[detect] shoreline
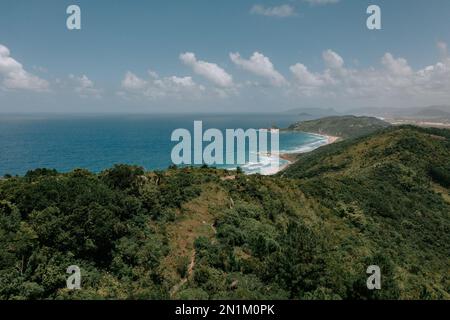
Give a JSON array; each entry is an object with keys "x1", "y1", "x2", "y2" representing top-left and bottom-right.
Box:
[
  {"x1": 273, "y1": 132, "x2": 340, "y2": 175},
  {"x1": 1, "y1": 132, "x2": 340, "y2": 178},
  {"x1": 386, "y1": 118, "x2": 450, "y2": 128}
]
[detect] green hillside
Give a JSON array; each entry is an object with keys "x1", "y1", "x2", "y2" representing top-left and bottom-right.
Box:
[
  {"x1": 0, "y1": 126, "x2": 449, "y2": 300},
  {"x1": 288, "y1": 115, "x2": 391, "y2": 138},
  {"x1": 282, "y1": 125, "x2": 450, "y2": 298}
]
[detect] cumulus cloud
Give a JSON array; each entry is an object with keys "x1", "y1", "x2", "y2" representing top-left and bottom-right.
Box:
[
  {"x1": 250, "y1": 4, "x2": 296, "y2": 17},
  {"x1": 0, "y1": 44, "x2": 49, "y2": 92},
  {"x1": 179, "y1": 52, "x2": 233, "y2": 87},
  {"x1": 381, "y1": 53, "x2": 413, "y2": 76},
  {"x1": 288, "y1": 43, "x2": 450, "y2": 105},
  {"x1": 230, "y1": 52, "x2": 287, "y2": 86},
  {"x1": 121, "y1": 71, "x2": 147, "y2": 90},
  {"x1": 69, "y1": 74, "x2": 102, "y2": 98},
  {"x1": 120, "y1": 70, "x2": 206, "y2": 100},
  {"x1": 323, "y1": 49, "x2": 344, "y2": 69},
  {"x1": 290, "y1": 63, "x2": 325, "y2": 87}
]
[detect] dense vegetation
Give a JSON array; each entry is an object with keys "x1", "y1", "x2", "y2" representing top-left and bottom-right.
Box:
[
  {"x1": 288, "y1": 115, "x2": 390, "y2": 138},
  {"x1": 0, "y1": 125, "x2": 449, "y2": 300}
]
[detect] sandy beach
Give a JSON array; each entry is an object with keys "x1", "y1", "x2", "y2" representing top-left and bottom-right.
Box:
[{"x1": 274, "y1": 133, "x2": 340, "y2": 175}]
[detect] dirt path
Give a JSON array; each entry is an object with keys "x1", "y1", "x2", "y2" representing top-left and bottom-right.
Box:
[
  {"x1": 161, "y1": 184, "x2": 228, "y2": 298},
  {"x1": 170, "y1": 250, "x2": 196, "y2": 297}
]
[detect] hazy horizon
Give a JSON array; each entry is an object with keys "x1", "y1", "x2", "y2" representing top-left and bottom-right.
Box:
[{"x1": 1, "y1": 104, "x2": 449, "y2": 117}]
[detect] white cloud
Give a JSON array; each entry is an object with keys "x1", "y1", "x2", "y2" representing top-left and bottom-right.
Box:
[
  {"x1": 122, "y1": 71, "x2": 147, "y2": 90},
  {"x1": 250, "y1": 4, "x2": 296, "y2": 17},
  {"x1": 323, "y1": 49, "x2": 344, "y2": 69},
  {"x1": 415, "y1": 54, "x2": 450, "y2": 96},
  {"x1": 0, "y1": 44, "x2": 49, "y2": 92},
  {"x1": 179, "y1": 52, "x2": 233, "y2": 87},
  {"x1": 148, "y1": 69, "x2": 159, "y2": 79},
  {"x1": 290, "y1": 63, "x2": 325, "y2": 87},
  {"x1": 69, "y1": 74, "x2": 102, "y2": 98},
  {"x1": 381, "y1": 53, "x2": 413, "y2": 76},
  {"x1": 304, "y1": 0, "x2": 339, "y2": 5},
  {"x1": 288, "y1": 43, "x2": 450, "y2": 105},
  {"x1": 120, "y1": 71, "x2": 206, "y2": 100},
  {"x1": 230, "y1": 52, "x2": 287, "y2": 86}
]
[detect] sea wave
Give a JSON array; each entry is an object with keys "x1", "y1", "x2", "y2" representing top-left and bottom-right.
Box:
[
  {"x1": 279, "y1": 135, "x2": 328, "y2": 154},
  {"x1": 223, "y1": 132, "x2": 329, "y2": 175},
  {"x1": 241, "y1": 153, "x2": 289, "y2": 175},
  {"x1": 236, "y1": 134, "x2": 328, "y2": 175}
]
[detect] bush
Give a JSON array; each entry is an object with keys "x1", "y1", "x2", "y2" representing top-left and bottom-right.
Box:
[{"x1": 430, "y1": 165, "x2": 450, "y2": 188}]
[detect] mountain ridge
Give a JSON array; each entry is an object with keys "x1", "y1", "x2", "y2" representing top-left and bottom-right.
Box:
[{"x1": 287, "y1": 115, "x2": 390, "y2": 139}]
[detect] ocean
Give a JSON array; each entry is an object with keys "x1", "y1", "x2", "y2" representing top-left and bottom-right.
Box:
[{"x1": 0, "y1": 114, "x2": 327, "y2": 176}]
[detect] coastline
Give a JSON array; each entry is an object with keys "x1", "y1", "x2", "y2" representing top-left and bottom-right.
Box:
[
  {"x1": 386, "y1": 118, "x2": 450, "y2": 128},
  {"x1": 273, "y1": 132, "x2": 340, "y2": 175}
]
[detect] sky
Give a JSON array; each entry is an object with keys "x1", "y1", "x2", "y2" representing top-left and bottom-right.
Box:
[{"x1": 0, "y1": 0, "x2": 450, "y2": 113}]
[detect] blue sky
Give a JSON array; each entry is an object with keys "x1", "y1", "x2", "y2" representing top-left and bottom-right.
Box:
[{"x1": 1, "y1": 0, "x2": 450, "y2": 113}]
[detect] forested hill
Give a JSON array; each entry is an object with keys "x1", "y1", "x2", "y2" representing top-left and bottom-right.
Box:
[
  {"x1": 281, "y1": 125, "x2": 450, "y2": 297},
  {"x1": 288, "y1": 115, "x2": 390, "y2": 138},
  {"x1": 0, "y1": 126, "x2": 449, "y2": 300}
]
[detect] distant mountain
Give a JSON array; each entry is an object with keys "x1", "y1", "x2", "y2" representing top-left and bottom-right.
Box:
[
  {"x1": 287, "y1": 115, "x2": 390, "y2": 139},
  {"x1": 348, "y1": 105, "x2": 450, "y2": 120},
  {"x1": 283, "y1": 107, "x2": 340, "y2": 118},
  {"x1": 414, "y1": 107, "x2": 450, "y2": 119},
  {"x1": 425, "y1": 105, "x2": 450, "y2": 113},
  {"x1": 346, "y1": 107, "x2": 397, "y2": 118}
]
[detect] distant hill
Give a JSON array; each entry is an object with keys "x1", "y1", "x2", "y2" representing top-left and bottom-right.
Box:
[
  {"x1": 414, "y1": 107, "x2": 450, "y2": 119},
  {"x1": 283, "y1": 107, "x2": 340, "y2": 118},
  {"x1": 287, "y1": 115, "x2": 390, "y2": 139},
  {"x1": 348, "y1": 105, "x2": 450, "y2": 120}
]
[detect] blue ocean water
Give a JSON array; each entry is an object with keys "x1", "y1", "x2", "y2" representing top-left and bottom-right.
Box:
[{"x1": 0, "y1": 114, "x2": 327, "y2": 176}]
